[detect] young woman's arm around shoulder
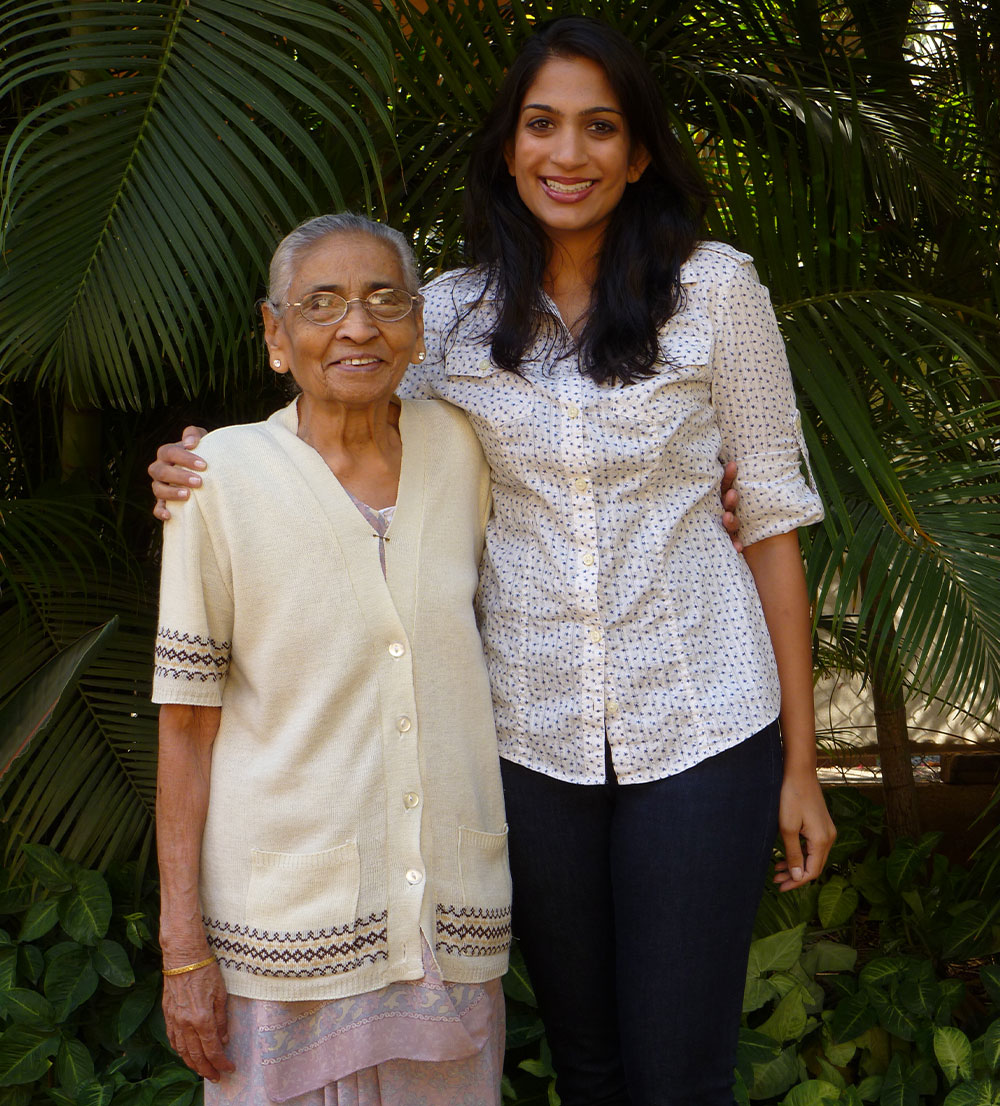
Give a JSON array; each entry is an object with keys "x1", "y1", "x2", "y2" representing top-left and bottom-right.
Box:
[{"x1": 742, "y1": 532, "x2": 836, "y2": 891}]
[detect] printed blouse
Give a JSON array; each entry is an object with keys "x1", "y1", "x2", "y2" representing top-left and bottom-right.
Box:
[{"x1": 398, "y1": 241, "x2": 824, "y2": 785}]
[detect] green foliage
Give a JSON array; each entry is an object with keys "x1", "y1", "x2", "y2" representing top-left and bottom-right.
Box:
[
  {"x1": 0, "y1": 843, "x2": 195, "y2": 1106},
  {"x1": 731, "y1": 789, "x2": 1000, "y2": 1105}
]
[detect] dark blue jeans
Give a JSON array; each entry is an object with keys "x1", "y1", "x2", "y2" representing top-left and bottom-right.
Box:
[{"x1": 500, "y1": 722, "x2": 782, "y2": 1106}]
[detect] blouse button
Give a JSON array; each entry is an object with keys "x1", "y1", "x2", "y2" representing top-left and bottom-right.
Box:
[
  {"x1": 574, "y1": 477, "x2": 588, "y2": 493},
  {"x1": 405, "y1": 868, "x2": 423, "y2": 885},
  {"x1": 388, "y1": 642, "x2": 405, "y2": 658},
  {"x1": 588, "y1": 628, "x2": 602, "y2": 644},
  {"x1": 404, "y1": 792, "x2": 420, "y2": 809},
  {"x1": 568, "y1": 405, "x2": 580, "y2": 418},
  {"x1": 397, "y1": 716, "x2": 412, "y2": 732},
  {"x1": 582, "y1": 553, "x2": 595, "y2": 566}
]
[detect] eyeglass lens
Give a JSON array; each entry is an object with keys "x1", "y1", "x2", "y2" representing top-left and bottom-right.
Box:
[{"x1": 297, "y1": 289, "x2": 413, "y2": 324}]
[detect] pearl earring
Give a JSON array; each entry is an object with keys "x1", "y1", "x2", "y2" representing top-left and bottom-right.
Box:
[
  {"x1": 273, "y1": 359, "x2": 281, "y2": 368},
  {"x1": 417, "y1": 351, "x2": 426, "y2": 362}
]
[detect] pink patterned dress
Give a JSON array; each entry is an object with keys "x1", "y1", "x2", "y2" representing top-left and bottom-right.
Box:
[{"x1": 205, "y1": 498, "x2": 505, "y2": 1106}]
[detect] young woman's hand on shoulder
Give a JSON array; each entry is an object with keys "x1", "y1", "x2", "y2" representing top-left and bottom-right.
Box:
[{"x1": 149, "y1": 427, "x2": 208, "y2": 520}]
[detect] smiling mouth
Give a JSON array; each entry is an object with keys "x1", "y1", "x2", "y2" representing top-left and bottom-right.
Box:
[
  {"x1": 543, "y1": 178, "x2": 595, "y2": 194},
  {"x1": 333, "y1": 356, "x2": 381, "y2": 369}
]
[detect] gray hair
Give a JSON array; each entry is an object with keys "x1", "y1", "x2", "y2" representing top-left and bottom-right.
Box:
[{"x1": 265, "y1": 214, "x2": 420, "y2": 312}]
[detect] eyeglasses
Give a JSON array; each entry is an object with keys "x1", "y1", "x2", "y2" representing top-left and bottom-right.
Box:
[{"x1": 284, "y1": 289, "x2": 422, "y2": 326}]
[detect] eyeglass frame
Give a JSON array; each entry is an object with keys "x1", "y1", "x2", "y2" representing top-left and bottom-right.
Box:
[{"x1": 281, "y1": 289, "x2": 424, "y2": 326}]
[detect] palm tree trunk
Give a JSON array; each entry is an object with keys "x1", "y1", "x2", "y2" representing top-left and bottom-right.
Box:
[
  {"x1": 861, "y1": 562, "x2": 922, "y2": 842},
  {"x1": 870, "y1": 645, "x2": 921, "y2": 842}
]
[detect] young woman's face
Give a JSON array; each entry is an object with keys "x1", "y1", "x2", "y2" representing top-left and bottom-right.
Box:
[{"x1": 504, "y1": 54, "x2": 649, "y2": 248}]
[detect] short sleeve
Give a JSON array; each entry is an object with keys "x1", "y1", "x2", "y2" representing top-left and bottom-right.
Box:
[
  {"x1": 710, "y1": 260, "x2": 824, "y2": 546},
  {"x1": 152, "y1": 492, "x2": 234, "y2": 706}
]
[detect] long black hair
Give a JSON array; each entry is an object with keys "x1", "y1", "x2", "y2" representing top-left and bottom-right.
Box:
[{"x1": 463, "y1": 17, "x2": 710, "y2": 385}]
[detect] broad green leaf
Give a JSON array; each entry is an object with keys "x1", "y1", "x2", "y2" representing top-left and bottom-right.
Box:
[
  {"x1": 737, "y1": 1028, "x2": 783, "y2": 1066},
  {"x1": 504, "y1": 1011, "x2": 545, "y2": 1050},
  {"x1": 759, "y1": 986, "x2": 811, "y2": 1044},
  {"x1": 898, "y1": 961, "x2": 939, "y2": 1017},
  {"x1": 860, "y1": 958, "x2": 909, "y2": 989},
  {"x1": 20, "y1": 845, "x2": 74, "y2": 892},
  {"x1": 17, "y1": 945, "x2": 43, "y2": 985},
  {"x1": 17, "y1": 899, "x2": 58, "y2": 942},
  {"x1": 818, "y1": 877, "x2": 859, "y2": 928},
  {"x1": 0, "y1": 620, "x2": 118, "y2": 781},
  {"x1": 981, "y1": 968, "x2": 1000, "y2": 1010},
  {"x1": 58, "y1": 870, "x2": 112, "y2": 945},
  {"x1": 747, "y1": 925, "x2": 806, "y2": 978},
  {"x1": 42, "y1": 948, "x2": 99, "y2": 1021},
  {"x1": 0, "y1": 948, "x2": 18, "y2": 991},
  {"x1": 871, "y1": 988, "x2": 921, "y2": 1042},
  {"x1": 0, "y1": 988, "x2": 56, "y2": 1027},
  {"x1": 942, "y1": 1080, "x2": 1000, "y2": 1105},
  {"x1": 858, "y1": 1075, "x2": 884, "y2": 1101},
  {"x1": 93, "y1": 940, "x2": 134, "y2": 988},
  {"x1": 75, "y1": 1078, "x2": 114, "y2": 1106},
  {"x1": 879, "y1": 1053, "x2": 919, "y2": 1106},
  {"x1": 751, "y1": 1044, "x2": 800, "y2": 1100},
  {"x1": 944, "y1": 904, "x2": 990, "y2": 959},
  {"x1": 502, "y1": 942, "x2": 536, "y2": 1006},
  {"x1": 744, "y1": 974, "x2": 780, "y2": 1013},
  {"x1": 0, "y1": 1024, "x2": 59, "y2": 1087},
  {"x1": 831, "y1": 992, "x2": 879, "y2": 1044},
  {"x1": 980, "y1": 1019, "x2": 1000, "y2": 1073},
  {"x1": 801, "y1": 941, "x2": 858, "y2": 977},
  {"x1": 885, "y1": 842, "x2": 926, "y2": 892},
  {"x1": 936, "y1": 1027, "x2": 975, "y2": 1085},
  {"x1": 781, "y1": 1079, "x2": 841, "y2": 1105},
  {"x1": 55, "y1": 1036, "x2": 94, "y2": 1094},
  {"x1": 116, "y1": 974, "x2": 160, "y2": 1044}
]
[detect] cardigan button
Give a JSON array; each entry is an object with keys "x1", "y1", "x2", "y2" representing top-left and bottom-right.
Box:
[
  {"x1": 397, "y1": 716, "x2": 412, "y2": 733},
  {"x1": 388, "y1": 642, "x2": 405, "y2": 658},
  {"x1": 404, "y1": 792, "x2": 420, "y2": 809},
  {"x1": 405, "y1": 868, "x2": 423, "y2": 885}
]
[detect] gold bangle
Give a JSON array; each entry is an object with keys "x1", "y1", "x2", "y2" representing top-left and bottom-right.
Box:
[{"x1": 162, "y1": 955, "x2": 216, "y2": 977}]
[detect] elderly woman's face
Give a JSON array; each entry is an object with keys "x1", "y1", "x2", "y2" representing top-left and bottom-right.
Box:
[{"x1": 264, "y1": 232, "x2": 424, "y2": 409}]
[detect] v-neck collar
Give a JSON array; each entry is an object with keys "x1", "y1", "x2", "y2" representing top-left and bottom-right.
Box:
[{"x1": 264, "y1": 397, "x2": 426, "y2": 628}]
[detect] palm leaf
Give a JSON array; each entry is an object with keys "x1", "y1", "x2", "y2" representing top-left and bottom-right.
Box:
[
  {"x1": 0, "y1": 0, "x2": 396, "y2": 407},
  {"x1": 0, "y1": 618, "x2": 119, "y2": 781}
]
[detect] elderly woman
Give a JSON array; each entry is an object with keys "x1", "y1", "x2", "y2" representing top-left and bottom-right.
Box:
[{"x1": 153, "y1": 213, "x2": 511, "y2": 1106}]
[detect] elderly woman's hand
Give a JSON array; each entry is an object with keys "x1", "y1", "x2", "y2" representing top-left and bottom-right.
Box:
[
  {"x1": 149, "y1": 427, "x2": 208, "y2": 521},
  {"x1": 162, "y1": 960, "x2": 234, "y2": 1082}
]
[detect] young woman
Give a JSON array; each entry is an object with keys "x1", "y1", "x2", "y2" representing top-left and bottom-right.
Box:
[{"x1": 151, "y1": 18, "x2": 835, "y2": 1106}]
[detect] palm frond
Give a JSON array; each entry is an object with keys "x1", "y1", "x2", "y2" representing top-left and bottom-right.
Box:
[{"x1": 0, "y1": 0, "x2": 396, "y2": 407}]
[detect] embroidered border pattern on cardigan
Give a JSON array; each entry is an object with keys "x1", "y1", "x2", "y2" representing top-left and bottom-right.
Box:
[
  {"x1": 435, "y1": 904, "x2": 512, "y2": 958},
  {"x1": 204, "y1": 911, "x2": 389, "y2": 978},
  {"x1": 154, "y1": 626, "x2": 231, "y2": 683}
]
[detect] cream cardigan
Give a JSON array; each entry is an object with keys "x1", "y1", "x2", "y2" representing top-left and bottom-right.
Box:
[{"x1": 152, "y1": 398, "x2": 511, "y2": 1001}]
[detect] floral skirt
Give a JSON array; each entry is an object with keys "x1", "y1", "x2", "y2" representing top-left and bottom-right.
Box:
[{"x1": 205, "y1": 941, "x2": 505, "y2": 1106}]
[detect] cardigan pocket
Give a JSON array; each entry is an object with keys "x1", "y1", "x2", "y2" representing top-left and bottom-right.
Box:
[
  {"x1": 246, "y1": 841, "x2": 360, "y2": 933},
  {"x1": 434, "y1": 825, "x2": 512, "y2": 960}
]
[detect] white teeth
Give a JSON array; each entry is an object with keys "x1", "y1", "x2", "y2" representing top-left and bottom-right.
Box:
[
  {"x1": 342, "y1": 358, "x2": 377, "y2": 365},
  {"x1": 545, "y1": 179, "x2": 594, "y2": 194}
]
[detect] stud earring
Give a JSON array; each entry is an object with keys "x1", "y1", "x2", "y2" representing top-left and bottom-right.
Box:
[
  {"x1": 273, "y1": 359, "x2": 281, "y2": 368},
  {"x1": 417, "y1": 351, "x2": 426, "y2": 362}
]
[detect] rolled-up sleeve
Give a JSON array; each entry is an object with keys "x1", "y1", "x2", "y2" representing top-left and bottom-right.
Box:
[
  {"x1": 152, "y1": 490, "x2": 233, "y2": 706},
  {"x1": 710, "y1": 260, "x2": 824, "y2": 546}
]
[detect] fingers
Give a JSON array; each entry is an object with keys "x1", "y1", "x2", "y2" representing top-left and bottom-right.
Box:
[
  {"x1": 719, "y1": 462, "x2": 743, "y2": 551},
  {"x1": 720, "y1": 460, "x2": 738, "y2": 496},
  {"x1": 148, "y1": 438, "x2": 208, "y2": 519},
  {"x1": 163, "y1": 970, "x2": 234, "y2": 1082}
]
